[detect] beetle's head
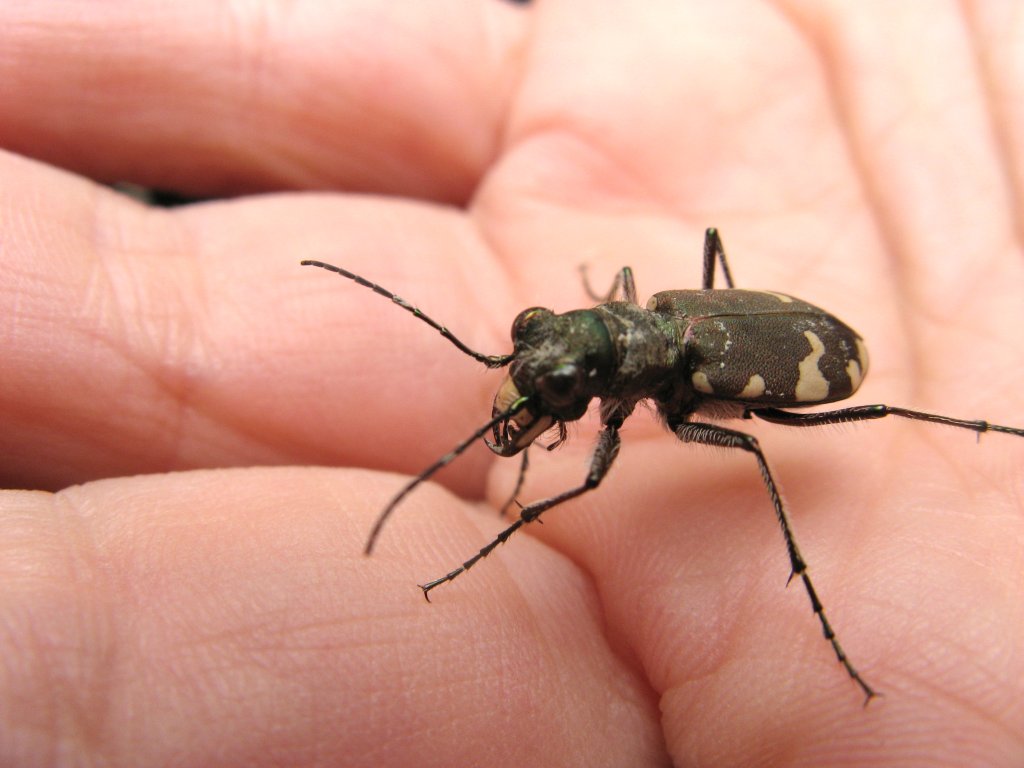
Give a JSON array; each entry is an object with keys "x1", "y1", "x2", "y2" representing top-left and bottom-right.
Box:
[{"x1": 488, "y1": 308, "x2": 614, "y2": 456}]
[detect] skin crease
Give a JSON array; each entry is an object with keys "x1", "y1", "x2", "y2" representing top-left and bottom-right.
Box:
[{"x1": 1, "y1": 0, "x2": 1023, "y2": 765}]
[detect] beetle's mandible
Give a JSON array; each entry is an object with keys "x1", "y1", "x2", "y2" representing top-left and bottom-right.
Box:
[{"x1": 301, "y1": 228, "x2": 1024, "y2": 704}]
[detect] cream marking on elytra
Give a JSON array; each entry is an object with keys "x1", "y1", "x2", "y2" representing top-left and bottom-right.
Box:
[
  {"x1": 764, "y1": 291, "x2": 795, "y2": 303},
  {"x1": 855, "y1": 338, "x2": 869, "y2": 378},
  {"x1": 738, "y1": 374, "x2": 767, "y2": 398},
  {"x1": 846, "y1": 359, "x2": 863, "y2": 391},
  {"x1": 795, "y1": 331, "x2": 829, "y2": 402},
  {"x1": 692, "y1": 371, "x2": 714, "y2": 394}
]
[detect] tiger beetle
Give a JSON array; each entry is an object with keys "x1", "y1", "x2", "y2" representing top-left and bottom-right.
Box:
[{"x1": 301, "y1": 228, "x2": 1024, "y2": 704}]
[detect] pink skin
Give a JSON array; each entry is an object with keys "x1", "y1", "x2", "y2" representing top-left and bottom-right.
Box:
[{"x1": 2, "y1": 2, "x2": 1024, "y2": 766}]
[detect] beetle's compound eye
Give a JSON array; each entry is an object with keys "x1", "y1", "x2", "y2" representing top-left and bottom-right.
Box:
[
  {"x1": 511, "y1": 307, "x2": 549, "y2": 341},
  {"x1": 537, "y1": 363, "x2": 583, "y2": 407}
]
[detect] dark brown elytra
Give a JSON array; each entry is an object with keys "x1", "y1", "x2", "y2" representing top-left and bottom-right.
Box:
[{"x1": 301, "y1": 228, "x2": 1024, "y2": 705}]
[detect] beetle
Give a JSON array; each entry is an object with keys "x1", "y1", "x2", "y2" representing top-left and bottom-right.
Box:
[{"x1": 301, "y1": 228, "x2": 1023, "y2": 703}]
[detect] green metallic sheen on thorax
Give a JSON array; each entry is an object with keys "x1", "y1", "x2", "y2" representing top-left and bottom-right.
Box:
[{"x1": 590, "y1": 302, "x2": 683, "y2": 398}]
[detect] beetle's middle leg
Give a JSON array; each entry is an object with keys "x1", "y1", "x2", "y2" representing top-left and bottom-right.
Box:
[
  {"x1": 671, "y1": 419, "x2": 878, "y2": 703},
  {"x1": 420, "y1": 423, "x2": 622, "y2": 599},
  {"x1": 701, "y1": 227, "x2": 736, "y2": 289}
]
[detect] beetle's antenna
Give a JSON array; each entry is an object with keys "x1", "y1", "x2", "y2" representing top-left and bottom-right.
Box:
[
  {"x1": 364, "y1": 398, "x2": 530, "y2": 555},
  {"x1": 301, "y1": 260, "x2": 514, "y2": 368}
]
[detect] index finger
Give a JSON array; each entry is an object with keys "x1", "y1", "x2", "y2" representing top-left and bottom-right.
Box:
[
  {"x1": 0, "y1": 152, "x2": 519, "y2": 491},
  {"x1": 0, "y1": 1, "x2": 527, "y2": 201}
]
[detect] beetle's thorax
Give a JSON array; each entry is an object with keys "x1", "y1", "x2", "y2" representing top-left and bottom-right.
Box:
[
  {"x1": 590, "y1": 302, "x2": 682, "y2": 400},
  {"x1": 504, "y1": 304, "x2": 682, "y2": 419}
]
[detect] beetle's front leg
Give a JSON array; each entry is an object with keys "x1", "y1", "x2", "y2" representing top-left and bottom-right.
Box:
[
  {"x1": 419, "y1": 423, "x2": 622, "y2": 599},
  {"x1": 580, "y1": 265, "x2": 638, "y2": 305},
  {"x1": 496, "y1": 449, "x2": 530, "y2": 518}
]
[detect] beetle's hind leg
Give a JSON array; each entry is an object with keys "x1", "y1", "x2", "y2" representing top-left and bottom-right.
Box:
[
  {"x1": 580, "y1": 265, "x2": 638, "y2": 304},
  {"x1": 745, "y1": 405, "x2": 1024, "y2": 438},
  {"x1": 671, "y1": 419, "x2": 878, "y2": 704}
]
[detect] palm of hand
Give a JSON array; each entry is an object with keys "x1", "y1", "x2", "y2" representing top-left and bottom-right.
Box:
[{"x1": 2, "y1": 3, "x2": 1023, "y2": 766}]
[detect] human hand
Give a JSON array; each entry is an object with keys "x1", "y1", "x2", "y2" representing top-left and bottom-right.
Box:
[{"x1": 2, "y1": 2, "x2": 1023, "y2": 766}]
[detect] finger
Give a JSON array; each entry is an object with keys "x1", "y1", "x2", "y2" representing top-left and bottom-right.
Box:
[
  {"x1": 0, "y1": 1, "x2": 527, "y2": 201},
  {"x1": 0, "y1": 468, "x2": 664, "y2": 766},
  {"x1": 0, "y1": 152, "x2": 521, "y2": 490}
]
